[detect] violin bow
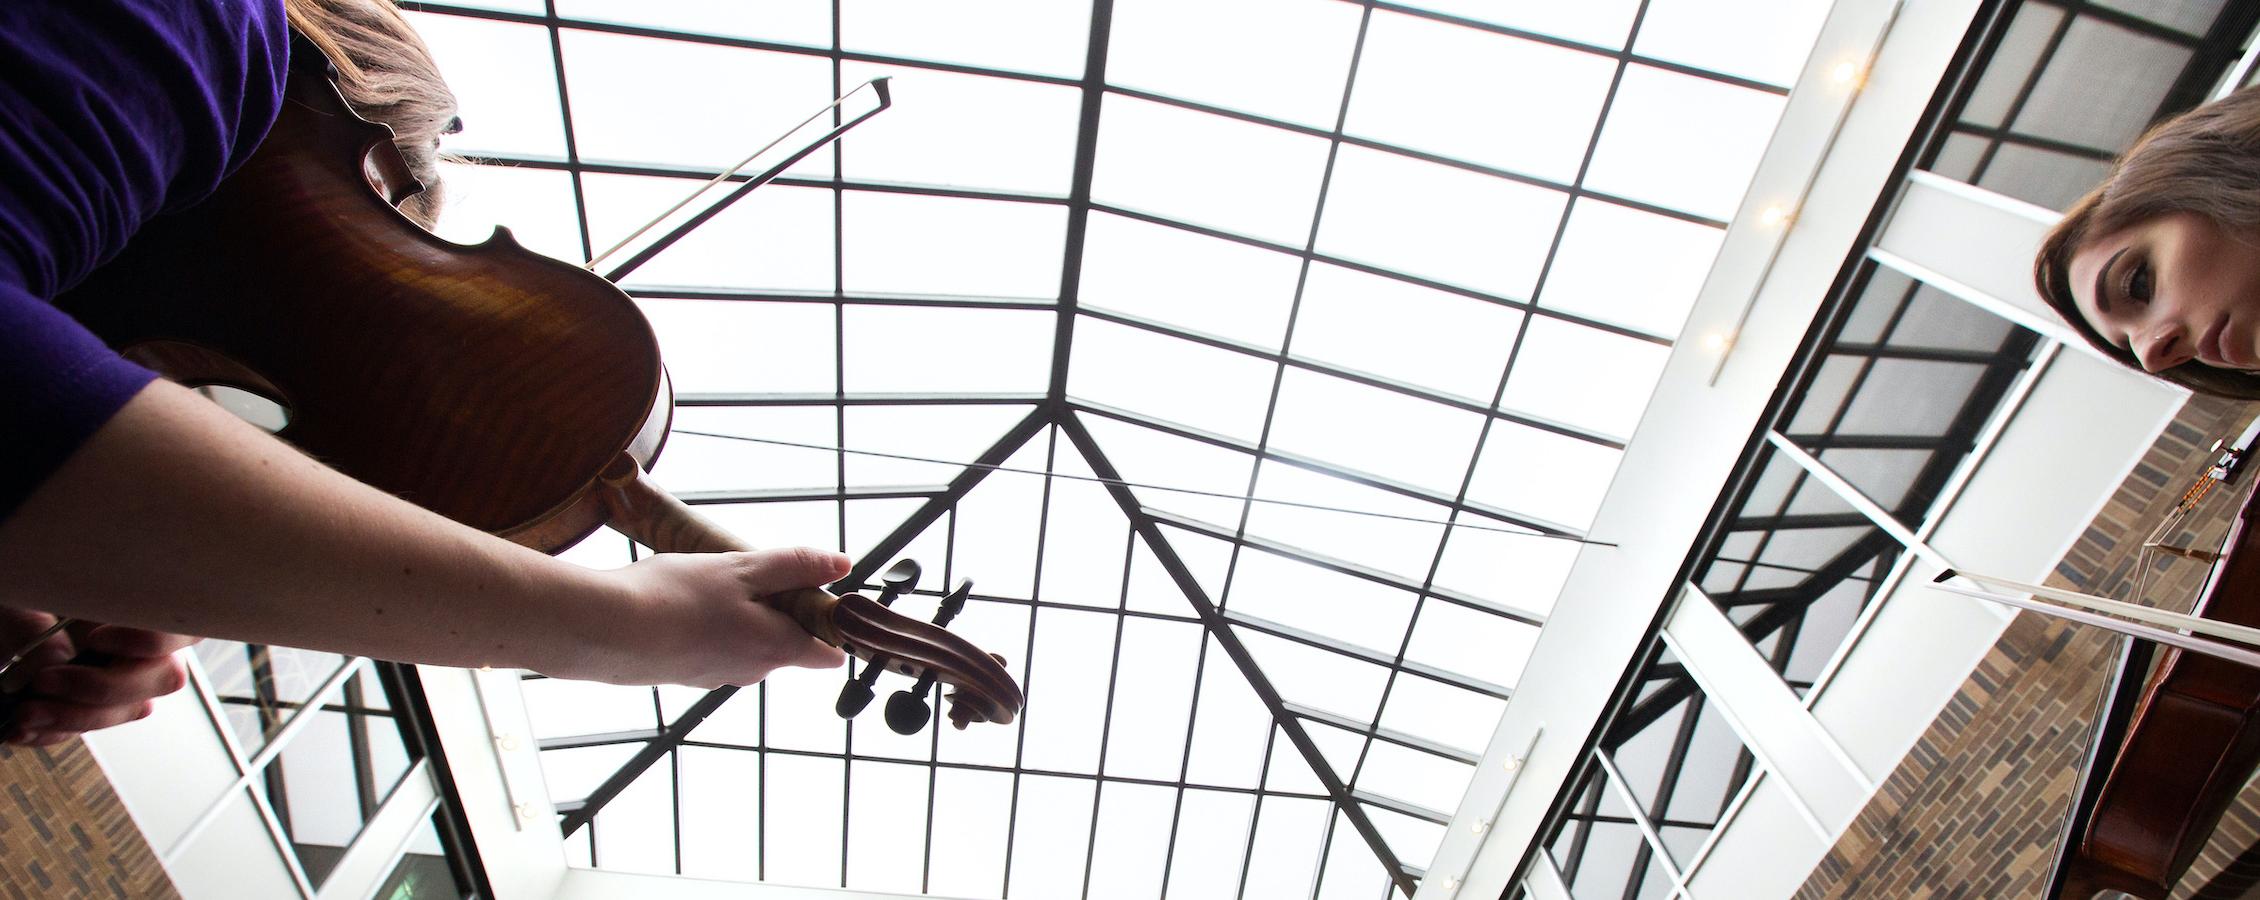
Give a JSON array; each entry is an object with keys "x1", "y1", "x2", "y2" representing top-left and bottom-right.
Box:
[
  {"x1": 583, "y1": 77, "x2": 893, "y2": 284},
  {"x1": 1925, "y1": 413, "x2": 2260, "y2": 670}
]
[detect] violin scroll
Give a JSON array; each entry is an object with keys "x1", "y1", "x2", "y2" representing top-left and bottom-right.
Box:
[
  {"x1": 596, "y1": 461, "x2": 1022, "y2": 732},
  {"x1": 833, "y1": 576, "x2": 1017, "y2": 731}
]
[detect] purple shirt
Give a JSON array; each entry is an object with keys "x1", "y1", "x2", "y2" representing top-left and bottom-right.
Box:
[{"x1": 0, "y1": 0, "x2": 288, "y2": 518}]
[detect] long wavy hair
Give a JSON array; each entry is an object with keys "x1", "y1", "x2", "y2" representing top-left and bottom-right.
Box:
[
  {"x1": 2033, "y1": 85, "x2": 2260, "y2": 399},
  {"x1": 282, "y1": 0, "x2": 459, "y2": 229}
]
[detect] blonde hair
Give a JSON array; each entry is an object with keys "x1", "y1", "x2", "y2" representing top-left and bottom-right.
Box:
[
  {"x1": 2034, "y1": 86, "x2": 2260, "y2": 399},
  {"x1": 283, "y1": 0, "x2": 459, "y2": 228}
]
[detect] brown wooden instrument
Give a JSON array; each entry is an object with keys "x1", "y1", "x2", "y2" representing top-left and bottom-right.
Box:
[
  {"x1": 2050, "y1": 439, "x2": 2260, "y2": 898},
  {"x1": 51, "y1": 41, "x2": 1020, "y2": 730}
]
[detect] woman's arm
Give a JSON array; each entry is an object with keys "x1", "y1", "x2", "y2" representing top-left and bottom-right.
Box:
[{"x1": 0, "y1": 379, "x2": 846, "y2": 688}]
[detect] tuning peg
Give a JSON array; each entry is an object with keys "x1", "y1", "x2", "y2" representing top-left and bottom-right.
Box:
[
  {"x1": 836, "y1": 656, "x2": 888, "y2": 719},
  {"x1": 875, "y1": 559, "x2": 921, "y2": 606},
  {"x1": 932, "y1": 578, "x2": 972, "y2": 628},
  {"x1": 945, "y1": 691, "x2": 974, "y2": 730},
  {"x1": 885, "y1": 672, "x2": 938, "y2": 734}
]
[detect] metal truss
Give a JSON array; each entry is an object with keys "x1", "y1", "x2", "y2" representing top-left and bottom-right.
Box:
[{"x1": 380, "y1": 0, "x2": 1944, "y2": 894}]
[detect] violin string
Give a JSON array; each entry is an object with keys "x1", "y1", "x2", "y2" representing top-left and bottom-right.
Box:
[
  {"x1": 669, "y1": 428, "x2": 1616, "y2": 547},
  {"x1": 2133, "y1": 468, "x2": 2249, "y2": 614}
]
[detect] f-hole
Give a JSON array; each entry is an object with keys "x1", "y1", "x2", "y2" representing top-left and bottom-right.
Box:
[
  {"x1": 192, "y1": 384, "x2": 290, "y2": 434},
  {"x1": 121, "y1": 340, "x2": 293, "y2": 434}
]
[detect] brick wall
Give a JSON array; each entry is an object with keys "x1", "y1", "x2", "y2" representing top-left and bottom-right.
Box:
[
  {"x1": 1797, "y1": 393, "x2": 2260, "y2": 899},
  {"x1": 0, "y1": 741, "x2": 175, "y2": 899}
]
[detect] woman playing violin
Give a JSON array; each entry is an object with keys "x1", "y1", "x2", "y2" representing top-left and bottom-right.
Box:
[
  {"x1": 0, "y1": 0, "x2": 846, "y2": 747},
  {"x1": 2036, "y1": 86, "x2": 2260, "y2": 397}
]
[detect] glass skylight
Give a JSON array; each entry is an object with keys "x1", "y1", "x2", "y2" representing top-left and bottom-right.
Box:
[{"x1": 411, "y1": 0, "x2": 1830, "y2": 895}]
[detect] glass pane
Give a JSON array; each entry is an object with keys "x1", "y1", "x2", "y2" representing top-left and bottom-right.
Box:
[
  {"x1": 2011, "y1": 18, "x2": 2192, "y2": 151},
  {"x1": 553, "y1": 0, "x2": 831, "y2": 44},
  {"x1": 1073, "y1": 415, "x2": 1245, "y2": 528},
  {"x1": 1088, "y1": 782, "x2": 1176, "y2": 900},
  {"x1": 196, "y1": 641, "x2": 350, "y2": 755},
  {"x1": 411, "y1": 13, "x2": 567, "y2": 160},
  {"x1": 370, "y1": 813, "x2": 466, "y2": 900},
  {"x1": 1244, "y1": 798, "x2": 1330, "y2": 895},
  {"x1": 1102, "y1": 619, "x2": 1203, "y2": 781},
  {"x1": 583, "y1": 176, "x2": 834, "y2": 293},
  {"x1": 1376, "y1": 673, "x2": 1505, "y2": 756},
  {"x1": 763, "y1": 755, "x2": 844, "y2": 887},
  {"x1": 587, "y1": 756, "x2": 674, "y2": 875},
  {"x1": 1538, "y1": 199, "x2": 1724, "y2": 339},
  {"x1": 430, "y1": 162, "x2": 584, "y2": 265},
  {"x1": 1404, "y1": 600, "x2": 1541, "y2": 689},
  {"x1": 1291, "y1": 263, "x2": 1525, "y2": 404},
  {"x1": 1632, "y1": 0, "x2": 1830, "y2": 87},
  {"x1": 842, "y1": 305, "x2": 1055, "y2": 393},
  {"x1": 1394, "y1": 1, "x2": 1642, "y2": 49},
  {"x1": 845, "y1": 760, "x2": 928, "y2": 893},
  {"x1": 842, "y1": 0, "x2": 1094, "y2": 78},
  {"x1": 1079, "y1": 213, "x2": 1301, "y2": 351},
  {"x1": 1317, "y1": 145, "x2": 1568, "y2": 298},
  {"x1": 1237, "y1": 627, "x2": 1389, "y2": 724},
  {"x1": 1465, "y1": 422, "x2": 1622, "y2": 532},
  {"x1": 1068, "y1": 317, "x2": 1278, "y2": 444},
  {"x1": 560, "y1": 31, "x2": 836, "y2": 173},
  {"x1": 260, "y1": 666, "x2": 416, "y2": 888},
  {"x1": 1265, "y1": 367, "x2": 1488, "y2": 497},
  {"x1": 639, "y1": 298, "x2": 837, "y2": 395},
  {"x1": 1432, "y1": 518, "x2": 1580, "y2": 617},
  {"x1": 1356, "y1": 740, "x2": 1474, "y2": 816},
  {"x1": 929, "y1": 768, "x2": 1014, "y2": 896},
  {"x1": 1183, "y1": 638, "x2": 1272, "y2": 790},
  {"x1": 1583, "y1": 65, "x2": 1785, "y2": 222},
  {"x1": 1497, "y1": 316, "x2": 1671, "y2": 441},
  {"x1": 1107, "y1": 0, "x2": 1361, "y2": 128},
  {"x1": 1092, "y1": 93, "x2": 1331, "y2": 245},
  {"x1": 1349, "y1": 11, "x2": 1616, "y2": 183},
  {"x1": 1007, "y1": 775, "x2": 1098, "y2": 897},
  {"x1": 1019, "y1": 608, "x2": 1118, "y2": 774},
  {"x1": 839, "y1": 61, "x2": 1082, "y2": 195},
  {"x1": 1243, "y1": 464, "x2": 1450, "y2": 584},
  {"x1": 1226, "y1": 548, "x2": 1417, "y2": 658},
  {"x1": 677, "y1": 746, "x2": 762, "y2": 880},
  {"x1": 843, "y1": 191, "x2": 1067, "y2": 299},
  {"x1": 1166, "y1": 790, "x2": 1254, "y2": 900}
]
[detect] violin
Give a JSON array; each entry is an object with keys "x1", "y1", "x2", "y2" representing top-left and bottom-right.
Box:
[
  {"x1": 2050, "y1": 425, "x2": 2260, "y2": 898},
  {"x1": 49, "y1": 41, "x2": 1021, "y2": 731}
]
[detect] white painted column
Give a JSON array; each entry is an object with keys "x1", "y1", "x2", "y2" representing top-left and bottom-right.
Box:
[{"x1": 1429, "y1": 1, "x2": 1988, "y2": 897}]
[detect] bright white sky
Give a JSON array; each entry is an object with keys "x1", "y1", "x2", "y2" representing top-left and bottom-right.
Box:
[{"x1": 401, "y1": 0, "x2": 1832, "y2": 895}]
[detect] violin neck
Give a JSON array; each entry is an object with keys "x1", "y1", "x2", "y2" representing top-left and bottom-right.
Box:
[
  {"x1": 597, "y1": 455, "x2": 844, "y2": 646},
  {"x1": 599, "y1": 457, "x2": 747, "y2": 554}
]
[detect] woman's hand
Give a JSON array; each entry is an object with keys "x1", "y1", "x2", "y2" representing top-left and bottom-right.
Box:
[
  {"x1": 556, "y1": 547, "x2": 852, "y2": 687},
  {"x1": 1, "y1": 609, "x2": 197, "y2": 747}
]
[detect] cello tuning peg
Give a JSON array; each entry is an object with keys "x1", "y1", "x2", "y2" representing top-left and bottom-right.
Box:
[
  {"x1": 885, "y1": 672, "x2": 939, "y2": 734},
  {"x1": 875, "y1": 559, "x2": 921, "y2": 606}
]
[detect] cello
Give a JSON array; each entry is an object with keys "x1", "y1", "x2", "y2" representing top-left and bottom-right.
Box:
[
  {"x1": 44, "y1": 40, "x2": 1021, "y2": 731},
  {"x1": 2044, "y1": 422, "x2": 2260, "y2": 898}
]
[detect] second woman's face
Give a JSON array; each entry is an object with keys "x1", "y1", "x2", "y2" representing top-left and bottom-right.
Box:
[{"x1": 2068, "y1": 212, "x2": 2260, "y2": 373}]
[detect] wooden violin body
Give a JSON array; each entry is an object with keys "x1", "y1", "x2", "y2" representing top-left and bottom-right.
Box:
[
  {"x1": 60, "y1": 52, "x2": 667, "y2": 555},
  {"x1": 56, "y1": 40, "x2": 1020, "y2": 729},
  {"x1": 2055, "y1": 481, "x2": 2260, "y2": 897}
]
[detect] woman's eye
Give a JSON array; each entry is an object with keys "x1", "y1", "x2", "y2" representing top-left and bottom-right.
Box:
[{"x1": 2124, "y1": 261, "x2": 2154, "y2": 303}]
